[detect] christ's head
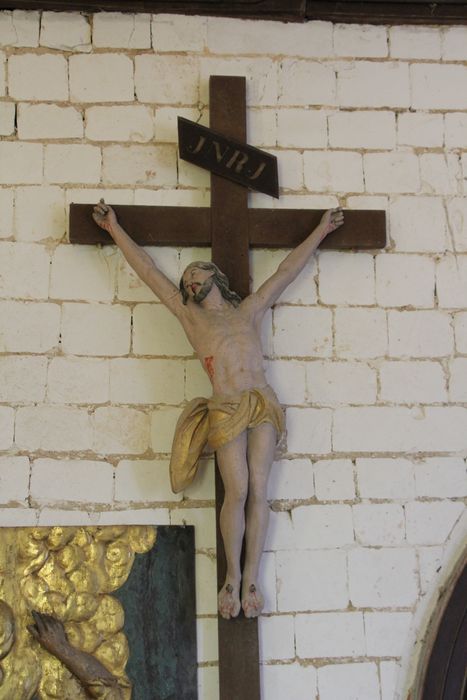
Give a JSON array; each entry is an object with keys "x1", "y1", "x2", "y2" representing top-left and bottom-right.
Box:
[{"x1": 180, "y1": 261, "x2": 241, "y2": 307}]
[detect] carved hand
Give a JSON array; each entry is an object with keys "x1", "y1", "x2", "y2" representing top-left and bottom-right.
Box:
[
  {"x1": 92, "y1": 198, "x2": 118, "y2": 234},
  {"x1": 27, "y1": 610, "x2": 70, "y2": 657},
  {"x1": 319, "y1": 207, "x2": 344, "y2": 240}
]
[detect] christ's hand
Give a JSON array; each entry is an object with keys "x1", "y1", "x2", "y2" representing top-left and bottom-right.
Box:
[
  {"x1": 319, "y1": 207, "x2": 344, "y2": 241},
  {"x1": 92, "y1": 199, "x2": 118, "y2": 234}
]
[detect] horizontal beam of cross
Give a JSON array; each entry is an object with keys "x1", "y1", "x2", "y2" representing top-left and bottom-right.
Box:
[{"x1": 70, "y1": 204, "x2": 386, "y2": 250}]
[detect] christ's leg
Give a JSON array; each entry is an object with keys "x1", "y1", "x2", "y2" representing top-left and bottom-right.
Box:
[
  {"x1": 242, "y1": 422, "x2": 276, "y2": 618},
  {"x1": 216, "y1": 430, "x2": 248, "y2": 619}
]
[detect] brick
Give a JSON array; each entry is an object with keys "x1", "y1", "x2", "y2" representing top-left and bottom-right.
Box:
[
  {"x1": 154, "y1": 106, "x2": 206, "y2": 143},
  {"x1": 296, "y1": 612, "x2": 365, "y2": 658},
  {"x1": 65, "y1": 187, "x2": 135, "y2": 208},
  {"x1": 61, "y1": 303, "x2": 131, "y2": 356},
  {"x1": 70, "y1": 54, "x2": 133, "y2": 102},
  {"x1": 251, "y1": 249, "x2": 318, "y2": 305},
  {"x1": 273, "y1": 306, "x2": 332, "y2": 358},
  {"x1": 268, "y1": 458, "x2": 314, "y2": 501},
  {"x1": 258, "y1": 615, "x2": 295, "y2": 661},
  {"x1": 265, "y1": 360, "x2": 306, "y2": 405},
  {"x1": 450, "y1": 198, "x2": 467, "y2": 254},
  {"x1": 132, "y1": 304, "x2": 192, "y2": 356},
  {"x1": 292, "y1": 504, "x2": 354, "y2": 548},
  {"x1": 0, "y1": 242, "x2": 50, "y2": 299},
  {"x1": 353, "y1": 504, "x2": 405, "y2": 545},
  {"x1": 329, "y1": 110, "x2": 395, "y2": 149},
  {"x1": 388, "y1": 310, "x2": 453, "y2": 358},
  {"x1": 0, "y1": 456, "x2": 29, "y2": 505},
  {"x1": 0, "y1": 10, "x2": 39, "y2": 47},
  {"x1": 277, "y1": 108, "x2": 326, "y2": 148},
  {"x1": 376, "y1": 254, "x2": 435, "y2": 308},
  {"x1": 93, "y1": 407, "x2": 150, "y2": 455},
  {"x1": 398, "y1": 112, "x2": 443, "y2": 148},
  {"x1": 415, "y1": 457, "x2": 467, "y2": 498},
  {"x1": 51, "y1": 245, "x2": 117, "y2": 301},
  {"x1": 0, "y1": 51, "x2": 3, "y2": 96},
  {"x1": 406, "y1": 501, "x2": 465, "y2": 545},
  {"x1": 261, "y1": 551, "x2": 278, "y2": 613},
  {"x1": 418, "y1": 546, "x2": 444, "y2": 594},
  {"x1": 45, "y1": 144, "x2": 101, "y2": 184},
  {"x1": 277, "y1": 550, "x2": 348, "y2": 611},
  {"x1": 319, "y1": 251, "x2": 374, "y2": 305},
  {"x1": 335, "y1": 308, "x2": 387, "y2": 359},
  {"x1": 200, "y1": 57, "x2": 278, "y2": 107},
  {"x1": 150, "y1": 406, "x2": 182, "y2": 454},
  {"x1": 86, "y1": 106, "x2": 154, "y2": 142},
  {"x1": 15, "y1": 186, "x2": 66, "y2": 242},
  {"x1": 110, "y1": 358, "x2": 185, "y2": 405},
  {"x1": 318, "y1": 663, "x2": 380, "y2": 700},
  {"x1": 337, "y1": 61, "x2": 410, "y2": 108},
  {"x1": 0, "y1": 102, "x2": 14, "y2": 135},
  {"x1": 171, "y1": 507, "x2": 216, "y2": 550},
  {"x1": 286, "y1": 408, "x2": 332, "y2": 455},
  {"x1": 364, "y1": 152, "x2": 420, "y2": 194},
  {"x1": 265, "y1": 510, "x2": 295, "y2": 551},
  {"x1": 421, "y1": 154, "x2": 458, "y2": 196},
  {"x1": 115, "y1": 459, "x2": 180, "y2": 503},
  {"x1": 262, "y1": 664, "x2": 317, "y2": 700},
  {"x1": 365, "y1": 612, "x2": 412, "y2": 656},
  {"x1": 93, "y1": 12, "x2": 151, "y2": 48},
  {"x1": 117, "y1": 250, "x2": 179, "y2": 302},
  {"x1": 196, "y1": 618, "x2": 218, "y2": 663},
  {"x1": 153, "y1": 14, "x2": 206, "y2": 52},
  {"x1": 307, "y1": 361, "x2": 376, "y2": 406},
  {"x1": 177, "y1": 157, "x2": 210, "y2": 189},
  {"x1": 0, "y1": 408, "x2": 14, "y2": 449},
  {"x1": 271, "y1": 150, "x2": 303, "y2": 191},
  {"x1": 356, "y1": 458, "x2": 415, "y2": 499},
  {"x1": 279, "y1": 60, "x2": 335, "y2": 106},
  {"x1": 450, "y1": 358, "x2": 467, "y2": 402},
  {"x1": 0, "y1": 143, "x2": 42, "y2": 184},
  {"x1": 334, "y1": 23, "x2": 388, "y2": 57},
  {"x1": 183, "y1": 458, "x2": 215, "y2": 501},
  {"x1": 17, "y1": 104, "x2": 83, "y2": 140},
  {"x1": 195, "y1": 551, "x2": 217, "y2": 615},
  {"x1": 436, "y1": 256, "x2": 467, "y2": 308},
  {"x1": 0, "y1": 356, "x2": 47, "y2": 403},
  {"x1": 442, "y1": 26, "x2": 467, "y2": 60},
  {"x1": 135, "y1": 55, "x2": 199, "y2": 105},
  {"x1": 0, "y1": 189, "x2": 13, "y2": 238},
  {"x1": 349, "y1": 548, "x2": 417, "y2": 607},
  {"x1": 208, "y1": 17, "x2": 332, "y2": 57},
  {"x1": 445, "y1": 113, "x2": 467, "y2": 148},
  {"x1": 304, "y1": 151, "x2": 363, "y2": 193},
  {"x1": 314, "y1": 459, "x2": 355, "y2": 501},
  {"x1": 0, "y1": 508, "x2": 36, "y2": 525},
  {"x1": 184, "y1": 359, "x2": 212, "y2": 400},
  {"x1": 454, "y1": 312, "x2": 467, "y2": 352},
  {"x1": 8, "y1": 53, "x2": 68, "y2": 100},
  {"x1": 334, "y1": 407, "x2": 467, "y2": 453},
  {"x1": 96, "y1": 508, "x2": 170, "y2": 526},
  {"x1": 411, "y1": 64, "x2": 467, "y2": 109},
  {"x1": 390, "y1": 196, "x2": 448, "y2": 253},
  {"x1": 0, "y1": 301, "x2": 59, "y2": 352},
  {"x1": 40, "y1": 11, "x2": 90, "y2": 51},
  {"x1": 390, "y1": 26, "x2": 441, "y2": 58},
  {"x1": 346, "y1": 195, "x2": 388, "y2": 211},
  {"x1": 198, "y1": 667, "x2": 219, "y2": 700},
  {"x1": 102, "y1": 145, "x2": 176, "y2": 186},
  {"x1": 381, "y1": 661, "x2": 400, "y2": 700},
  {"x1": 15, "y1": 406, "x2": 92, "y2": 451},
  {"x1": 47, "y1": 357, "x2": 109, "y2": 405},
  {"x1": 31, "y1": 459, "x2": 113, "y2": 504},
  {"x1": 380, "y1": 361, "x2": 447, "y2": 404}
]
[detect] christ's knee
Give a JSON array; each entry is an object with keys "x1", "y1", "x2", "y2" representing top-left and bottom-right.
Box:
[{"x1": 224, "y1": 479, "x2": 248, "y2": 508}]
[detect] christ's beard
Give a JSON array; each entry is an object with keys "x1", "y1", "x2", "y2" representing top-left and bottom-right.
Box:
[{"x1": 193, "y1": 276, "x2": 214, "y2": 303}]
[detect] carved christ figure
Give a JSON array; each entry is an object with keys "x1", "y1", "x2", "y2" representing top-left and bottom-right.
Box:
[{"x1": 92, "y1": 201, "x2": 344, "y2": 619}]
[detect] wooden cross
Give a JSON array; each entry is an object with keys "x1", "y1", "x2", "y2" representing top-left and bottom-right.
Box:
[{"x1": 70, "y1": 75, "x2": 386, "y2": 700}]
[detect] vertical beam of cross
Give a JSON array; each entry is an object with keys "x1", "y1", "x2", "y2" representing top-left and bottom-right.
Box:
[{"x1": 210, "y1": 76, "x2": 261, "y2": 700}]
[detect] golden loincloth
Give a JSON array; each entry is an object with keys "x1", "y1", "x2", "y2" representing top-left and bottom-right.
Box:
[{"x1": 169, "y1": 385, "x2": 285, "y2": 493}]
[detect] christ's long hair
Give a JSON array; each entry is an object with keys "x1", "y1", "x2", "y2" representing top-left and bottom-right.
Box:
[{"x1": 179, "y1": 261, "x2": 242, "y2": 307}]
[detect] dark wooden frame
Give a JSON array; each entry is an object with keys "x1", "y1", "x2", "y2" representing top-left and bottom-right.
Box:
[{"x1": 3, "y1": 0, "x2": 467, "y2": 24}]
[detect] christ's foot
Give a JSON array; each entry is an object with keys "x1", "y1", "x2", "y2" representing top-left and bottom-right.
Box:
[
  {"x1": 241, "y1": 582, "x2": 264, "y2": 618},
  {"x1": 218, "y1": 582, "x2": 241, "y2": 619}
]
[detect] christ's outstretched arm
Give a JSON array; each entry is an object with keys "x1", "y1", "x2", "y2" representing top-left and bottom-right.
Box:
[
  {"x1": 92, "y1": 200, "x2": 183, "y2": 316},
  {"x1": 249, "y1": 207, "x2": 344, "y2": 314}
]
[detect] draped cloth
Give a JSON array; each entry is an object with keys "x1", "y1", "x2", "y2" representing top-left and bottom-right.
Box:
[{"x1": 169, "y1": 385, "x2": 285, "y2": 493}]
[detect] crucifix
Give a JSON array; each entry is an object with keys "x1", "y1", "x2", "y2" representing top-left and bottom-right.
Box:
[{"x1": 70, "y1": 75, "x2": 386, "y2": 700}]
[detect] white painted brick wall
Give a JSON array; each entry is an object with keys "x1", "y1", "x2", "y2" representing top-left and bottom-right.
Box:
[{"x1": 0, "y1": 13, "x2": 466, "y2": 700}]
